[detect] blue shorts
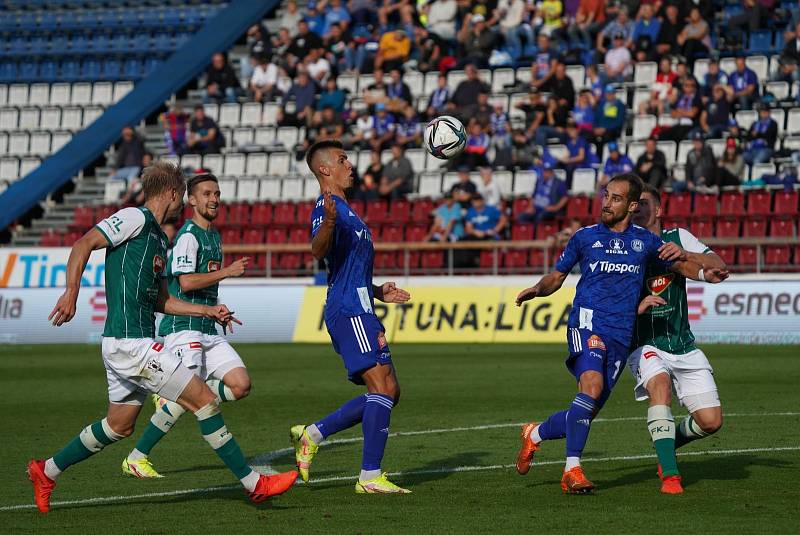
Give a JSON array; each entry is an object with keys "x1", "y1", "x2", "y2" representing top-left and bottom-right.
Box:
[
  {"x1": 565, "y1": 328, "x2": 628, "y2": 407},
  {"x1": 326, "y1": 313, "x2": 392, "y2": 384}
]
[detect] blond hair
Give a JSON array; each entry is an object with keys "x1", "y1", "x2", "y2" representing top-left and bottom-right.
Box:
[{"x1": 141, "y1": 161, "x2": 186, "y2": 200}]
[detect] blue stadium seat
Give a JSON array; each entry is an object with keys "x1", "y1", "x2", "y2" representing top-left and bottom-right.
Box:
[
  {"x1": 174, "y1": 32, "x2": 191, "y2": 49},
  {"x1": 48, "y1": 35, "x2": 70, "y2": 56},
  {"x1": 82, "y1": 10, "x2": 102, "y2": 30},
  {"x1": 120, "y1": 8, "x2": 140, "y2": 29},
  {"x1": 152, "y1": 32, "x2": 172, "y2": 53},
  {"x1": 20, "y1": 62, "x2": 39, "y2": 82},
  {"x1": 29, "y1": 36, "x2": 48, "y2": 55},
  {"x1": 98, "y1": 9, "x2": 123, "y2": 30},
  {"x1": 163, "y1": 7, "x2": 182, "y2": 27},
  {"x1": 60, "y1": 59, "x2": 80, "y2": 82},
  {"x1": 101, "y1": 58, "x2": 121, "y2": 81},
  {"x1": 8, "y1": 37, "x2": 28, "y2": 57},
  {"x1": 143, "y1": 57, "x2": 162, "y2": 77},
  {"x1": 109, "y1": 34, "x2": 128, "y2": 53},
  {"x1": 183, "y1": 7, "x2": 202, "y2": 28},
  {"x1": 749, "y1": 31, "x2": 774, "y2": 55},
  {"x1": 59, "y1": 11, "x2": 81, "y2": 31},
  {"x1": 18, "y1": 12, "x2": 39, "y2": 31},
  {"x1": 91, "y1": 33, "x2": 111, "y2": 53},
  {"x1": 71, "y1": 34, "x2": 90, "y2": 54},
  {"x1": 39, "y1": 11, "x2": 61, "y2": 32},
  {"x1": 123, "y1": 58, "x2": 142, "y2": 80},
  {"x1": 80, "y1": 59, "x2": 102, "y2": 81},
  {"x1": 129, "y1": 33, "x2": 150, "y2": 54},
  {"x1": 139, "y1": 8, "x2": 162, "y2": 30},
  {"x1": 39, "y1": 61, "x2": 58, "y2": 83},
  {"x1": 0, "y1": 63, "x2": 19, "y2": 83}
]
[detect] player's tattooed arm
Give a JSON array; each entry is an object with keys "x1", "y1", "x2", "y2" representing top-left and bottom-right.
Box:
[
  {"x1": 311, "y1": 190, "x2": 337, "y2": 260},
  {"x1": 374, "y1": 282, "x2": 411, "y2": 303},
  {"x1": 515, "y1": 270, "x2": 568, "y2": 306},
  {"x1": 49, "y1": 228, "x2": 109, "y2": 326}
]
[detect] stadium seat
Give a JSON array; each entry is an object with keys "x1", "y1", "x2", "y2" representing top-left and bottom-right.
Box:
[
  {"x1": 227, "y1": 203, "x2": 250, "y2": 226},
  {"x1": 242, "y1": 228, "x2": 265, "y2": 244},
  {"x1": 266, "y1": 227, "x2": 286, "y2": 243},
  {"x1": 743, "y1": 218, "x2": 767, "y2": 238},
  {"x1": 764, "y1": 246, "x2": 791, "y2": 270},
  {"x1": 366, "y1": 199, "x2": 389, "y2": 223},
  {"x1": 566, "y1": 195, "x2": 591, "y2": 220},
  {"x1": 504, "y1": 249, "x2": 527, "y2": 269},
  {"x1": 374, "y1": 251, "x2": 397, "y2": 270},
  {"x1": 535, "y1": 221, "x2": 559, "y2": 240},
  {"x1": 719, "y1": 191, "x2": 745, "y2": 217},
  {"x1": 693, "y1": 193, "x2": 717, "y2": 217},
  {"x1": 769, "y1": 218, "x2": 795, "y2": 237},
  {"x1": 511, "y1": 223, "x2": 534, "y2": 241},
  {"x1": 411, "y1": 199, "x2": 434, "y2": 222},
  {"x1": 389, "y1": 199, "x2": 410, "y2": 222},
  {"x1": 747, "y1": 190, "x2": 771, "y2": 216},
  {"x1": 715, "y1": 246, "x2": 735, "y2": 266},
  {"x1": 689, "y1": 218, "x2": 714, "y2": 238},
  {"x1": 251, "y1": 203, "x2": 273, "y2": 226},
  {"x1": 273, "y1": 202, "x2": 296, "y2": 225},
  {"x1": 381, "y1": 225, "x2": 404, "y2": 242},
  {"x1": 748, "y1": 31, "x2": 773, "y2": 55},
  {"x1": 774, "y1": 190, "x2": 798, "y2": 215},
  {"x1": 716, "y1": 218, "x2": 741, "y2": 238},
  {"x1": 288, "y1": 227, "x2": 308, "y2": 244},
  {"x1": 296, "y1": 201, "x2": 314, "y2": 223},
  {"x1": 420, "y1": 251, "x2": 444, "y2": 270},
  {"x1": 667, "y1": 192, "x2": 692, "y2": 217},
  {"x1": 236, "y1": 178, "x2": 259, "y2": 201},
  {"x1": 406, "y1": 224, "x2": 428, "y2": 242},
  {"x1": 40, "y1": 230, "x2": 63, "y2": 247},
  {"x1": 72, "y1": 206, "x2": 94, "y2": 229},
  {"x1": 737, "y1": 246, "x2": 758, "y2": 268}
]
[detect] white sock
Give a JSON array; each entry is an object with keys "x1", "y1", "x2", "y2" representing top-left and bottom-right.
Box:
[
  {"x1": 564, "y1": 456, "x2": 581, "y2": 471},
  {"x1": 44, "y1": 458, "x2": 62, "y2": 480},
  {"x1": 240, "y1": 470, "x2": 260, "y2": 492},
  {"x1": 306, "y1": 424, "x2": 323, "y2": 445},
  {"x1": 127, "y1": 448, "x2": 147, "y2": 461},
  {"x1": 531, "y1": 425, "x2": 543, "y2": 444},
  {"x1": 359, "y1": 469, "x2": 381, "y2": 481},
  {"x1": 206, "y1": 379, "x2": 236, "y2": 403}
]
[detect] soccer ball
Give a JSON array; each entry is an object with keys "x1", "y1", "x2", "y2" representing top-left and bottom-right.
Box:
[{"x1": 424, "y1": 116, "x2": 467, "y2": 160}]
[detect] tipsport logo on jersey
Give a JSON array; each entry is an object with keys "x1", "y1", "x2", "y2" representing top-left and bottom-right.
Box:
[{"x1": 293, "y1": 285, "x2": 578, "y2": 343}]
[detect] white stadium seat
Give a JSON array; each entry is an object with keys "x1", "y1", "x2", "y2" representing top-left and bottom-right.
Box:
[
  {"x1": 268, "y1": 152, "x2": 290, "y2": 175},
  {"x1": 51, "y1": 131, "x2": 71, "y2": 152},
  {"x1": 566, "y1": 65, "x2": 585, "y2": 89},
  {"x1": 634, "y1": 61, "x2": 657, "y2": 85},
  {"x1": 236, "y1": 178, "x2": 259, "y2": 201},
  {"x1": 254, "y1": 126, "x2": 275, "y2": 146},
  {"x1": 245, "y1": 152, "x2": 268, "y2": 176},
  {"x1": 223, "y1": 153, "x2": 245, "y2": 176},
  {"x1": 571, "y1": 169, "x2": 596, "y2": 194},
  {"x1": 492, "y1": 68, "x2": 515, "y2": 93},
  {"x1": 92, "y1": 82, "x2": 113, "y2": 105},
  {"x1": 281, "y1": 178, "x2": 303, "y2": 200},
  {"x1": 302, "y1": 177, "x2": 318, "y2": 200},
  {"x1": 494, "y1": 170, "x2": 512, "y2": 196},
  {"x1": 240, "y1": 102, "x2": 262, "y2": 127},
  {"x1": 202, "y1": 154, "x2": 223, "y2": 176},
  {"x1": 180, "y1": 153, "x2": 201, "y2": 170},
  {"x1": 19, "y1": 107, "x2": 40, "y2": 129},
  {"x1": 40, "y1": 107, "x2": 61, "y2": 130},
  {"x1": 0, "y1": 157, "x2": 20, "y2": 180},
  {"x1": 218, "y1": 103, "x2": 241, "y2": 127},
  {"x1": 28, "y1": 83, "x2": 49, "y2": 106},
  {"x1": 104, "y1": 181, "x2": 126, "y2": 203},
  {"x1": 0, "y1": 107, "x2": 19, "y2": 130},
  {"x1": 29, "y1": 131, "x2": 50, "y2": 155},
  {"x1": 112, "y1": 81, "x2": 134, "y2": 102},
  {"x1": 8, "y1": 84, "x2": 28, "y2": 106},
  {"x1": 60, "y1": 107, "x2": 82, "y2": 130},
  {"x1": 750, "y1": 163, "x2": 775, "y2": 181},
  {"x1": 0, "y1": 132, "x2": 6, "y2": 153},
  {"x1": 218, "y1": 177, "x2": 237, "y2": 199},
  {"x1": 258, "y1": 178, "x2": 281, "y2": 200},
  {"x1": 626, "y1": 140, "x2": 646, "y2": 164},
  {"x1": 735, "y1": 110, "x2": 757, "y2": 131},
  {"x1": 276, "y1": 126, "x2": 299, "y2": 150},
  {"x1": 417, "y1": 172, "x2": 442, "y2": 197},
  {"x1": 405, "y1": 71, "x2": 424, "y2": 98},
  {"x1": 70, "y1": 82, "x2": 92, "y2": 105},
  {"x1": 787, "y1": 108, "x2": 800, "y2": 134},
  {"x1": 50, "y1": 83, "x2": 71, "y2": 105},
  {"x1": 406, "y1": 148, "x2": 426, "y2": 172},
  {"x1": 0, "y1": 84, "x2": 7, "y2": 106},
  {"x1": 8, "y1": 132, "x2": 29, "y2": 155},
  {"x1": 19, "y1": 156, "x2": 39, "y2": 176},
  {"x1": 82, "y1": 106, "x2": 103, "y2": 127},
  {"x1": 232, "y1": 127, "x2": 254, "y2": 148},
  {"x1": 513, "y1": 170, "x2": 536, "y2": 196}
]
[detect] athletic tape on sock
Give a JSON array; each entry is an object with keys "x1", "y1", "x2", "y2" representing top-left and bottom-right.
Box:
[
  {"x1": 647, "y1": 405, "x2": 675, "y2": 442},
  {"x1": 151, "y1": 408, "x2": 178, "y2": 433}
]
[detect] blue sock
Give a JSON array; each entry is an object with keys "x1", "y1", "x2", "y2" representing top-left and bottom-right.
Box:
[
  {"x1": 538, "y1": 409, "x2": 568, "y2": 441},
  {"x1": 361, "y1": 394, "x2": 394, "y2": 471},
  {"x1": 565, "y1": 393, "x2": 597, "y2": 458},
  {"x1": 314, "y1": 394, "x2": 367, "y2": 439}
]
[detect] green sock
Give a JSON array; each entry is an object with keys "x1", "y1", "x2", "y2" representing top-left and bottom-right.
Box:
[
  {"x1": 131, "y1": 400, "x2": 185, "y2": 457},
  {"x1": 196, "y1": 403, "x2": 252, "y2": 480},
  {"x1": 675, "y1": 415, "x2": 710, "y2": 449},
  {"x1": 53, "y1": 419, "x2": 124, "y2": 471},
  {"x1": 648, "y1": 405, "x2": 678, "y2": 477}
]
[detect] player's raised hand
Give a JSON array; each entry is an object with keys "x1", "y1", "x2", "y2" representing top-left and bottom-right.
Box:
[
  {"x1": 225, "y1": 257, "x2": 250, "y2": 277},
  {"x1": 377, "y1": 282, "x2": 411, "y2": 303},
  {"x1": 515, "y1": 286, "x2": 540, "y2": 306},
  {"x1": 658, "y1": 242, "x2": 686, "y2": 262},
  {"x1": 48, "y1": 289, "x2": 78, "y2": 326},
  {"x1": 323, "y1": 190, "x2": 337, "y2": 222},
  {"x1": 703, "y1": 267, "x2": 730, "y2": 283},
  {"x1": 637, "y1": 295, "x2": 667, "y2": 314}
]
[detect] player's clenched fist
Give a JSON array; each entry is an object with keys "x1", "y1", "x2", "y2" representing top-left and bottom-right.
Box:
[
  {"x1": 225, "y1": 257, "x2": 250, "y2": 277},
  {"x1": 323, "y1": 190, "x2": 337, "y2": 223}
]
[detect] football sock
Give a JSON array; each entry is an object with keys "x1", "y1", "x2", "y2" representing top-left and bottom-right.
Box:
[
  {"x1": 206, "y1": 379, "x2": 236, "y2": 402},
  {"x1": 648, "y1": 405, "x2": 678, "y2": 476},
  {"x1": 195, "y1": 403, "x2": 256, "y2": 490},
  {"x1": 537, "y1": 410, "x2": 568, "y2": 441},
  {"x1": 361, "y1": 394, "x2": 393, "y2": 473},
  {"x1": 565, "y1": 456, "x2": 581, "y2": 471},
  {"x1": 314, "y1": 394, "x2": 368, "y2": 440},
  {"x1": 129, "y1": 400, "x2": 184, "y2": 458},
  {"x1": 675, "y1": 415, "x2": 710, "y2": 449},
  {"x1": 49, "y1": 418, "x2": 125, "y2": 478},
  {"x1": 565, "y1": 393, "x2": 597, "y2": 459}
]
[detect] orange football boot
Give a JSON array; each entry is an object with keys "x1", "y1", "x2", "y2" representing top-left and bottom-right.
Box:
[
  {"x1": 248, "y1": 471, "x2": 298, "y2": 504},
  {"x1": 515, "y1": 422, "x2": 540, "y2": 475},
  {"x1": 560, "y1": 466, "x2": 595, "y2": 494},
  {"x1": 661, "y1": 475, "x2": 684, "y2": 494},
  {"x1": 27, "y1": 460, "x2": 56, "y2": 513}
]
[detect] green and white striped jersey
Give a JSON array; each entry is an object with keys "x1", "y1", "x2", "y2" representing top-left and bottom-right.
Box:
[
  {"x1": 95, "y1": 207, "x2": 168, "y2": 339},
  {"x1": 158, "y1": 219, "x2": 223, "y2": 336},
  {"x1": 633, "y1": 227, "x2": 711, "y2": 355}
]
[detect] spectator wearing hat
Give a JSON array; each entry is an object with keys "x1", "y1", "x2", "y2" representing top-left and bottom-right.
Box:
[
  {"x1": 457, "y1": 13, "x2": 496, "y2": 68},
  {"x1": 729, "y1": 56, "x2": 759, "y2": 111},
  {"x1": 450, "y1": 167, "x2": 478, "y2": 209},
  {"x1": 743, "y1": 105, "x2": 778, "y2": 165},
  {"x1": 604, "y1": 32, "x2": 633, "y2": 83},
  {"x1": 518, "y1": 161, "x2": 568, "y2": 223},
  {"x1": 592, "y1": 85, "x2": 626, "y2": 150},
  {"x1": 635, "y1": 137, "x2": 668, "y2": 189},
  {"x1": 203, "y1": 53, "x2": 241, "y2": 104},
  {"x1": 698, "y1": 83, "x2": 734, "y2": 139},
  {"x1": 717, "y1": 138, "x2": 744, "y2": 187},
  {"x1": 684, "y1": 131, "x2": 717, "y2": 192},
  {"x1": 375, "y1": 28, "x2": 411, "y2": 71},
  {"x1": 379, "y1": 144, "x2": 414, "y2": 200},
  {"x1": 630, "y1": 3, "x2": 660, "y2": 61},
  {"x1": 304, "y1": 1, "x2": 326, "y2": 36},
  {"x1": 427, "y1": 192, "x2": 465, "y2": 242},
  {"x1": 598, "y1": 140, "x2": 633, "y2": 190},
  {"x1": 369, "y1": 102, "x2": 397, "y2": 151},
  {"x1": 465, "y1": 193, "x2": 507, "y2": 240}
]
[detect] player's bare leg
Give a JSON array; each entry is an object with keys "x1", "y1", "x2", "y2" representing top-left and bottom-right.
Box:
[
  {"x1": 645, "y1": 372, "x2": 682, "y2": 494},
  {"x1": 676, "y1": 404, "x2": 722, "y2": 447}
]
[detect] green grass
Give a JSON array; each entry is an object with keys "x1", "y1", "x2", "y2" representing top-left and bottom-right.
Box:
[{"x1": 0, "y1": 343, "x2": 798, "y2": 534}]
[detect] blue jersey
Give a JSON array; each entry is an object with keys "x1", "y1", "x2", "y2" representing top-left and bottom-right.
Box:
[
  {"x1": 311, "y1": 195, "x2": 375, "y2": 325},
  {"x1": 555, "y1": 223, "x2": 670, "y2": 346}
]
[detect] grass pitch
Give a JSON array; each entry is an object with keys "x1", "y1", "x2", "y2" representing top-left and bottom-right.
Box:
[{"x1": 0, "y1": 343, "x2": 798, "y2": 534}]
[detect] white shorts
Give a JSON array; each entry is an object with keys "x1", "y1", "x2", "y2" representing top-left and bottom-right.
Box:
[
  {"x1": 164, "y1": 331, "x2": 245, "y2": 381},
  {"x1": 102, "y1": 337, "x2": 195, "y2": 405},
  {"x1": 628, "y1": 345, "x2": 720, "y2": 412}
]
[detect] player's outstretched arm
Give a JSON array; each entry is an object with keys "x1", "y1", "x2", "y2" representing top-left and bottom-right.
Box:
[
  {"x1": 669, "y1": 259, "x2": 729, "y2": 283},
  {"x1": 657, "y1": 242, "x2": 727, "y2": 271},
  {"x1": 515, "y1": 270, "x2": 568, "y2": 306},
  {"x1": 177, "y1": 257, "x2": 250, "y2": 293},
  {"x1": 49, "y1": 228, "x2": 108, "y2": 326},
  {"x1": 156, "y1": 279, "x2": 241, "y2": 331},
  {"x1": 311, "y1": 190, "x2": 337, "y2": 260},
  {"x1": 374, "y1": 282, "x2": 411, "y2": 303}
]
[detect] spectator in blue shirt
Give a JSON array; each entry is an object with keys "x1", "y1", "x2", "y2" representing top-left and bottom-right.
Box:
[
  {"x1": 743, "y1": 104, "x2": 779, "y2": 165},
  {"x1": 395, "y1": 106, "x2": 422, "y2": 148},
  {"x1": 277, "y1": 70, "x2": 317, "y2": 127},
  {"x1": 465, "y1": 193, "x2": 507, "y2": 240},
  {"x1": 592, "y1": 84, "x2": 626, "y2": 151},
  {"x1": 558, "y1": 120, "x2": 594, "y2": 186},
  {"x1": 369, "y1": 102, "x2": 396, "y2": 151},
  {"x1": 425, "y1": 73, "x2": 451, "y2": 121},
  {"x1": 428, "y1": 192, "x2": 465, "y2": 242},
  {"x1": 518, "y1": 161, "x2": 568, "y2": 223},
  {"x1": 322, "y1": 0, "x2": 351, "y2": 37},
  {"x1": 303, "y1": 2, "x2": 326, "y2": 36},
  {"x1": 701, "y1": 59, "x2": 728, "y2": 101},
  {"x1": 598, "y1": 140, "x2": 634, "y2": 190},
  {"x1": 316, "y1": 76, "x2": 346, "y2": 112},
  {"x1": 630, "y1": 4, "x2": 660, "y2": 61},
  {"x1": 729, "y1": 56, "x2": 759, "y2": 111}
]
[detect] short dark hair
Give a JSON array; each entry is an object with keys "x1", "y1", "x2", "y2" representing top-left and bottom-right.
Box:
[
  {"x1": 306, "y1": 139, "x2": 344, "y2": 175},
  {"x1": 608, "y1": 173, "x2": 644, "y2": 204},
  {"x1": 187, "y1": 173, "x2": 219, "y2": 196},
  {"x1": 641, "y1": 183, "x2": 660, "y2": 205}
]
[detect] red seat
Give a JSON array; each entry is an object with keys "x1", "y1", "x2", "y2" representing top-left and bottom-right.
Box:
[
  {"x1": 381, "y1": 225, "x2": 404, "y2": 242},
  {"x1": 719, "y1": 191, "x2": 745, "y2": 217},
  {"x1": 389, "y1": 199, "x2": 410, "y2": 223},
  {"x1": 693, "y1": 193, "x2": 717, "y2": 217},
  {"x1": 183, "y1": 205, "x2": 193, "y2": 220},
  {"x1": 288, "y1": 227, "x2": 307, "y2": 243},
  {"x1": 661, "y1": 217, "x2": 687, "y2": 230},
  {"x1": 747, "y1": 190, "x2": 771, "y2": 216},
  {"x1": 529, "y1": 248, "x2": 546, "y2": 267},
  {"x1": 511, "y1": 223, "x2": 534, "y2": 241},
  {"x1": 411, "y1": 199, "x2": 434, "y2": 222},
  {"x1": 295, "y1": 201, "x2": 314, "y2": 224},
  {"x1": 40, "y1": 231, "x2": 63, "y2": 246},
  {"x1": 774, "y1": 190, "x2": 799, "y2": 215},
  {"x1": 222, "y1": 229, "x2": 241, "y2": 244},
  {"x1": 278, "y1": 253, "x2": 302, "y2": 271},
  {"x1": 765, "y1": 245, "x2": 791, "y2": 269},
  {"x1": 349, "y1": 199, "x2": 365, "y2": 218},
  {"x1": 273, "y1": 202, "x2": 296, "y2": 225},
  {"x1": 63, "y1": 231, "x2": 82, "y2": 246},
  {"x1": 715, "y1": 246, "x2": 735, "y2": 266},
  {"x1": 689, "y1": 218, "x2": 714, "y2": 238},
  {"x1": 479, "y1": 250, "x2": 495, "y2": 268},
  {"x1": 535, "y1": 221, "x2": 559, "y2": 239},
  {"x1": 566, "y1": 196, "x2": 590, "y2": 219},
  {"x1": 72, "y1": 206, "x2": 94, "y2": 229},
  {"x1": 742, "y1": 218, "x2": 767, "y2": 238},
  {"x1": 365, "y1": 199, "x2": 389, "y2": 223},
  {"x1": 251, "y1": 203, "x2": 273, "y2": 226},
  {"x1": 770, "y1": 218, "x2": 796, "y2": 237},
  {"x1": 591, "y1": 195, "x2": 604, "y2": 218},
  {"x1": 513, "y1": 197, "x2": 532, "y2": 216},
  {"x1": 374, "y1": 251, "x2": 396, "y2": 269},
  {"x1": 266, "y1": 228, "x2": 287, "y2": 243},
  {"x1": 737, "y1": 246, "x2": 758, "y2": 267},
  {"x1": 504, "y1": 249, "x2": 527, "y2": 268},
  {"x1": 242, "y1": 229, "x2": 264, "y2": 244},
  {"x1": 227, "y1": 203, "x2": 250, "y2": 226},
  {"x1": 406, "y1": 224, "x2": 428, "y2": 242},
  {"x1": 420, "y1": 251, "x2": 444, "y2": 269},
  {"x1": 715, "y1": 218, "x2": 741, "y2": 238},
  {"x1": 667, "y1": 192, "x2": 692, "y2": 217}
]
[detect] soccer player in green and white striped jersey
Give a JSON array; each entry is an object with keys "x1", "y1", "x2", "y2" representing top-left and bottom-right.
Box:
[
  {"x1": 629, "y1": 184, "x2": 729, "y2": 495},
  {"x1": 27, "y1": 162, "x2": 296, "y2": 514},
  {"x1": 123, "y1": 173, "x2": 253, "y2": 478}
]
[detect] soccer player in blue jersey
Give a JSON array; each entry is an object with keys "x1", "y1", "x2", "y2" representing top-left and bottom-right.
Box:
[
  {"x1": 290, "y1": 140, "x2": 413, "y2": 494},
  {"x1": 513, "y1": 173, "x2": 728, "y2": 493}
]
